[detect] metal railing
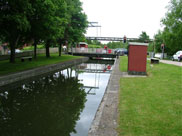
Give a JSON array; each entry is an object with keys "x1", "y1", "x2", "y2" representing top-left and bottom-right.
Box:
[{"x1": 70, "y1": 48, "x2": 115, "y2": 54}]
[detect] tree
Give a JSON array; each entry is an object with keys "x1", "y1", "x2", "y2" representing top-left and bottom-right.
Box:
[
  {"x1": 26, "y1": 0, "x2": 59, "y2": 58},
  {"x1": 61, "y1": 0, "x2": 88, "y2": 51},
  {"x1": 154, "y1": 30, "x2": 164, "y2": 53},
  {"x1": 27, "y1": 0, "x2": 67, "y2": 58},
  {"x1": 107, "y1": 41, "x2": 127, "y2": 49},
  {"x1": 0, "y1": 0, "x2": 33, "y2": 62},
  {"x1": 24, "y1": 0, "x2": 47, "y2": 59},
  {"x1": 0, "y1": 0, "x2": 88, "y2": 61},
  {"x1": 161, "y1": 0, "x2": 182, "y2": 55},
  {"x1": 138, "y1": 31, "x2": 150, "y2": 43},
  {"x1": 53, "y1": 0, "x2": 68, "y2": 56},
  {"x1": 43, "y1": 0, "x2": 67, "y2": 58}
]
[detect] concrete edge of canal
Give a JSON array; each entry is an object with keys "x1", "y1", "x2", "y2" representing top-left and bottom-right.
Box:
[
  {"x1": 0, "y1": 57, "x2": 89, "y2": 87},
  {"x1": 88, "y1": 57, "x2": 122, "y2": 136}
]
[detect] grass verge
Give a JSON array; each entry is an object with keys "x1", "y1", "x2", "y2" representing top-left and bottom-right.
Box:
[
  {"x1": 0, "y1": 54, "x2": 82, "y2": 76},
  {"x1": 88, "y1": 44, "x2": 102, "y2": 48},
  {"x1": 22, "y1": 44, "x2": 45, "y2": 50},
  {"x1": 119, "y1": 56, "x2": 128, "y2": 72},
  {"x1": 118, "y1": 56, "x2": 182, "y2": 136}
]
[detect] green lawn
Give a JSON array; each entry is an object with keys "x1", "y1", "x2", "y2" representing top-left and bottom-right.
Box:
[
  {"x1": 119, "y1": 56, "x2": 128, "y2": 72},
  {"x1": 88, "y1": 44, "x2": 102, "y2": 48},
  {"x1": 0, "y1": 54, "x2": 82, "y2": 76},
  {"x1": 119, "y1": 56, "x2": 182, "y2": 136},
  {"x1": 22, "y1": 44, "x2": 45, "y2": 50}
]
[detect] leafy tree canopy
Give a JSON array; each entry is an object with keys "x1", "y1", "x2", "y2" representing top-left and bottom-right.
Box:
[
  {"x1": 138, "y1": 31, "x2": 150, "y2": 43},
  {"x1": 155, "y1": 0, "x2": 182, "y2": 55},
  {"x1": 63, "y1": 0, "x2": 88, "y2": 45},
  {"x1": 0, "y1": 0, "x2": 88, "y2": 62}
]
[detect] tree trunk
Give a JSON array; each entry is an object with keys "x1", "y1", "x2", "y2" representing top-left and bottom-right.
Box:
[
  {"x1": 71, "y1": 44, "x2": 73, "y2": 55},
  {"x1": 34, "y1": 40, "x2": 37, "y2": 59},
  {"x1": 9, "y1": 35, "x2": 20, "y2": 63},
  {"x1": 46, "y1": 40, "x2": 50, "y2": 58},
  {"x1": 59, "y1": 43, "x2": 62, "y2": 56},
  {"x1": 10, "y1": 42, "x2": 15, "y2": 63},
  {"x1": 66, "y1": 41, "x2": 68, "y2": 54}
]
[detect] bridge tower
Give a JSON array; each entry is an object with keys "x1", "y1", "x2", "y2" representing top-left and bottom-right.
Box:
[{"x1": 88, "y1": 22, "x2": 102, "y2": 37}]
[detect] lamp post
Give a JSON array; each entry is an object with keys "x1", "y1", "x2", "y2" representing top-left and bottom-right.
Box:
[
  {"x1": 161, "y1": 43, "x2": 165, "y2": 59},
  {"x1": 123, "y1": 35, "x2": 127, "y2": 43}
]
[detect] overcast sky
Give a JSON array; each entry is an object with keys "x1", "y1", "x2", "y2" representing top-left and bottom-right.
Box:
[{"x1": 80, "y1": 0, "x2": 170, "y2": 39}]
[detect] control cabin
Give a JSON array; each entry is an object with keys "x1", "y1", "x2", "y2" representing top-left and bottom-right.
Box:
[{"x1": 77, "y1": 42, "x2": 88, "y2": 48}]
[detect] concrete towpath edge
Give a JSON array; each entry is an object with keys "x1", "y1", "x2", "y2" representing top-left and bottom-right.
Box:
[{"x1": 88, "y1": 57, "x2": 122, "y2": 136}]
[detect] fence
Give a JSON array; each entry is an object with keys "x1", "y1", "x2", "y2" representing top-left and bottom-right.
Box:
[
  {"x1": 0, "y1": 48, "x2": 59, "y2": 61},
  {"x1": 148, "y1": 52, "x2": 167, "y2": 59},
  {"x1": 0, "y1": 48, "x2": 115, "y2": 61},
  {"x1": 70, "y1": 48, "x2": 114, "y2": 54}
]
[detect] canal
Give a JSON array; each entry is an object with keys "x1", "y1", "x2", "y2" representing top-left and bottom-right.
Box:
[{"x1": 0, "y1": 59, "x2": 115, "y2": 136}]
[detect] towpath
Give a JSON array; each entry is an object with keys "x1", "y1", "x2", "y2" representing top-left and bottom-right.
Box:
[{"x1": 88, "y1": 57, "x2": 121, "y2": 136}]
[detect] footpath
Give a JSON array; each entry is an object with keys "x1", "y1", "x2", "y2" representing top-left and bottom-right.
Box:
[
  {"x1": 147, "y1": 58, "x2": 182, "y2": 67},
  {"x1": 88, "y1": 57, "x2": 122, "y2": 136},
  {"x1": 160, "y1": 59, "x2": 182, "y2": 67}
]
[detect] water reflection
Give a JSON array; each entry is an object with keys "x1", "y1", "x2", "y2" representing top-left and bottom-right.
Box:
[
  {"x1": 71, "y1": 59, "x2": 114, "y2": 136},
  {"x1": 0, "y1": 71, "x2": 86, "y2": 136},
  {"x1": 0, "y1": 59, "x2": 114, "y2": 136}
]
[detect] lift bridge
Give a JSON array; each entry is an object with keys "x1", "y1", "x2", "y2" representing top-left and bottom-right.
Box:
[
  {"x1": 86, "y1": 36, "x2": 153, "y2": 42},
  {"x1": 87, "y1": 22, "x2": 153, "y2": 42}
]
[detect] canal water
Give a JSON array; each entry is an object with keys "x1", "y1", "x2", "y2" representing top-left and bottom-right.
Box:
[{"x1": 0, "y1": 59, "x2": 114, "y2": 136}]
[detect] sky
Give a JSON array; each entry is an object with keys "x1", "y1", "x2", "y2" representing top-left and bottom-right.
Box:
[{"x1": 80, "y1": 0, "x2": 171, "y2": 39}]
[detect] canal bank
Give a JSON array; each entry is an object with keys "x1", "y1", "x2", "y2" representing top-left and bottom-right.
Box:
[
  {"x1": 0, "y1": 57, "x2": 89, "y2": 87},
  {"x1": 88, "y1": 57, "x2": 121, "y2": 136},
  {"x1": 0, "y1": 57, "x2": 115, "y2": 136}
]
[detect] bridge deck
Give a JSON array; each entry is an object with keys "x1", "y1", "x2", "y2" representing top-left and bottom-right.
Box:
[
  {"x1": 68, "y1": 52, "x2": 117, "y2": 58},
  {"x1": 86, "y1": 36, "x2": 153, "y2": 42}
]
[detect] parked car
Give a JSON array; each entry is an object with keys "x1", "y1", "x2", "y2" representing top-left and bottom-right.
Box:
[
  {"x1": 114, "y1": 48, "x2": 128, "y2": 55},
  {"x1": 172, "y1": 51, "x2": 182, "y2": 62},
  {"x1": 8, "y1": 49, "x2": 22, "y2": 54},
  {"x1": 154, "y1": 53, "x2": 162, "y2": 59}
]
